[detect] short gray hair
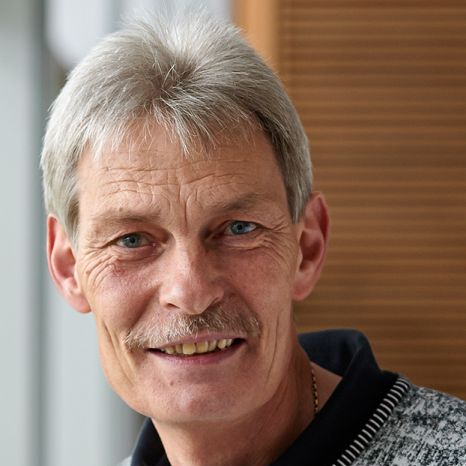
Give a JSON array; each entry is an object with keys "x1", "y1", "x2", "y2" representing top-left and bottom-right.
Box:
[{"x1": 40, "y1": 13, "x2": 312, "y2": 243}]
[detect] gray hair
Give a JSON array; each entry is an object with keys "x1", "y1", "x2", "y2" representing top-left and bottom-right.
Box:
[{"x1": 40, "y1": 12, "x2": 312, "y2": 243}]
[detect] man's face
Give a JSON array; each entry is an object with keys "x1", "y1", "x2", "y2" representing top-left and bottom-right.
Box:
[{"x1": 71, "y1": 126, "x2": 307, "y2": 424}]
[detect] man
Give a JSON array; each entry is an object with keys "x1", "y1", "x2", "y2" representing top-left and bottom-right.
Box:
[{"x1": 41, "y1": 13, "x2": 465, "y2": 466}]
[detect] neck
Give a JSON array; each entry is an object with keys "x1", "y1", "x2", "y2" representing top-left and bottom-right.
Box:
[{"x1": 154, "y1": 344, "x2": 315, "y2": 466}]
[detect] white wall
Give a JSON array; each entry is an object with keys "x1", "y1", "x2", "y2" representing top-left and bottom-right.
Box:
[{"x1": 0, "y1": 1, "x2": 39, "y2": 464}]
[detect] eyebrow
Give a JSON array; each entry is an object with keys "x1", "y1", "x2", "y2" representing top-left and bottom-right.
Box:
[
  {"x1": 88, "y1": 192, "x2": 271, "y2": 230},
  {"x1": 87, "y1": 214, "x2": 160, "y2": 237},
  {"x1": 209, "y1": 192, "x2": 265, "y2": 214}
]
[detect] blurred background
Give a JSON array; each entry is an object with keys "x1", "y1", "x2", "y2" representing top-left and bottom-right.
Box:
[{"x1": 1, "y1": 0, "x2": 465, "y2": 465}]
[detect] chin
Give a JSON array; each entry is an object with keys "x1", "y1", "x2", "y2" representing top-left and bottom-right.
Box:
[
  {"x1": 158, "y1": 392, "x2": 242, "y2": 424},
  {"x1": 142, "y1": 383, "x2": 260, "y2": 426}
]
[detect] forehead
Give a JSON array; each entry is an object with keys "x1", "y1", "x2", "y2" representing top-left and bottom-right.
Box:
[{"x1": 79, "y1": 125, "x2": 284, "y2": 192}]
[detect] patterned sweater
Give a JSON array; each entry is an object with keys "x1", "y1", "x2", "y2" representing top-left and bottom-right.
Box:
[{"x1": 351, "y1": 382, "x2": 466, "y2": 466}]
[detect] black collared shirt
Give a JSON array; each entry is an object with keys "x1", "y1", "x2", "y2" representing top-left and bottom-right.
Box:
[{"x1": 129, "y1": 329, "x2": 399, "y2": 466}]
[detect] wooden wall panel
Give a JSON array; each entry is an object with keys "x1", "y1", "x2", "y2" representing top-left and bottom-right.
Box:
[
  {"x1": 234, "y1": 0, "x2": 280, "y2": 67},
  {"x1": 237, "y1": 1, "x2": 466, "y2": 400}
]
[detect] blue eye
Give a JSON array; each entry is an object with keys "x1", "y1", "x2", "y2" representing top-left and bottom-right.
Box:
[
  {"x1": 225, "y1": 221, "x2": 257, "y2": 236},
  {"x1": 117, "y1": 233, "x2": 147, "y2": 248}
]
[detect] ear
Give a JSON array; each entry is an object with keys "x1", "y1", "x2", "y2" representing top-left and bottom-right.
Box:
[
  {"x1": 292, "y1": 193, "x2": 330, "y2": 301},
  {"x1": 47, "y1": 215, "x2": 90, "y2": 313}
]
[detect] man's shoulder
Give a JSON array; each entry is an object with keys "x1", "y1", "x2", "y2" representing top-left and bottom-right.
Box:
[
  {"x1": 355, "y1": 381, "x2": 466, "y2": 466},
  {"x1": 401, "y1": 383, "x2": 466, "y2": 441},
  {"x1": 405, "y1": 383, "x2": 466, "y2": 419}
]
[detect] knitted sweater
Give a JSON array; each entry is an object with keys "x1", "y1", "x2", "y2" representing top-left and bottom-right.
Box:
[{"x1": 351, "y1": 382, "x2": 466, "y2": 466}]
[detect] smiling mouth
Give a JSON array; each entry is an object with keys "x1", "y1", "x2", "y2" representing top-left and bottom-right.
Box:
[{"x1": 151, "y1": 338, "x2": 241, "y2": 356}]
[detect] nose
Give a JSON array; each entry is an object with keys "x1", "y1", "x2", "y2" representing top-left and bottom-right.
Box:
[{"x1": 158, "y1": 243, "x2": 224, "y2": 315}]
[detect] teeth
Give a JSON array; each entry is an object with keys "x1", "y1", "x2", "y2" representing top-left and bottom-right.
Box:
[
  {"x1": 196, "y1": 341, "x2": 209, "y2": 353},
  {"x1": 182, "y1": 343, "x2": 196, "y2": 355},
  {"x1": 159, "y1": 338, "x2": 235, "y2": 356},
  {"x1": 208, "y1": 340, "x2": 217, "y2": 351}
]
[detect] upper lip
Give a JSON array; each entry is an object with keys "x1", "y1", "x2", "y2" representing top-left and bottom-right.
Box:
[{"x1": 149, "y1": 332, "x2": 245, "y2": 350}]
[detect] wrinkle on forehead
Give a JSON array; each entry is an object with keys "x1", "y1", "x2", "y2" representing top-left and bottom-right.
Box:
[
  {"x1": 80, "y1": 151, "x2": 258, "y2": 191},
  {"x1": 81, "y1": 167, "x2": 259, "y2": 212},
  {"x1": 96, "y1": 118, "x2": 261, "y2": 164}
]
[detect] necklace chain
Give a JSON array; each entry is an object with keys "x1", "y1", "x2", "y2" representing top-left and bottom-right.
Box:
[{"x1": 310, "y1": 363, "x2": 319, "y2": 415}]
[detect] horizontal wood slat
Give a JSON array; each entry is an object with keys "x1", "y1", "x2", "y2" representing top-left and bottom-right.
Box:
[{"x1": 277, "y1": 1, "x2": 466, "y2": 399}]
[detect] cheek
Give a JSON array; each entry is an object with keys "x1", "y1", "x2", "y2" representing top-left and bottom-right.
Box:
[
  {"x1": 93, "y1": 316, "x2": 145, "y2": 411},
  {"x1": 224, "y1": 247, "x2": 297, "y2": 333},
  {"x1": 225, "y1": 241, "x2": 298, "y2": 299},
  {"x1": 224, "y1": 251, "x2": 296, "y2": 389},
  {"x1": 88, "y1": 273, "x2": 154, "y2": 401},
  {"x1": 78, "y1": 249, "x2": 117, "y2": 292},
  {"x1": 80, "y1": 255, "x2": 156, "y2": 332}
]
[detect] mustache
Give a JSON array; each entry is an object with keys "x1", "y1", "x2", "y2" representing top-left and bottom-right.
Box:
[{"x1": 123, "y1": 303, "x2": 262, "y2": 350}]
